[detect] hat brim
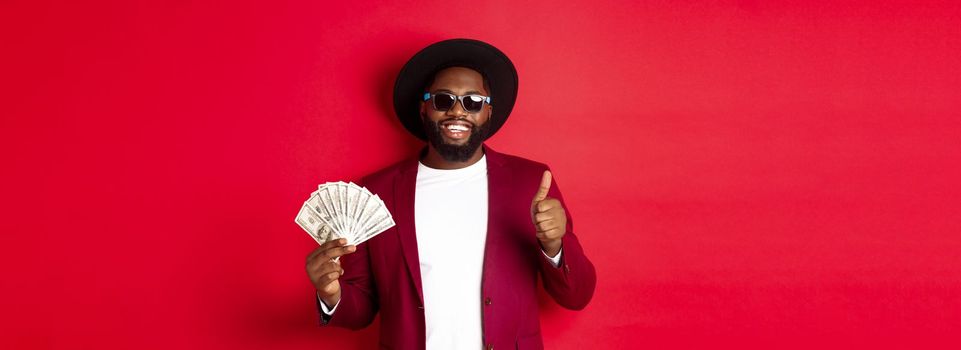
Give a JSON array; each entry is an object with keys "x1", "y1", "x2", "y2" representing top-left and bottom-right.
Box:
[{"x1": 393, "y1": 39, "x2": 518, "y2": 141}]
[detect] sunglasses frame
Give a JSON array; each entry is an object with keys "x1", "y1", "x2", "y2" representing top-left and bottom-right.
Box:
[{"x1": 423, "y1": 92, "x2": 491, "y2": 114}]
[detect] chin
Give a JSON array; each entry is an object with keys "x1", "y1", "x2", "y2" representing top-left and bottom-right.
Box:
[{"x1": 442, "y1": 138, "x2": 470, "y2": 146}]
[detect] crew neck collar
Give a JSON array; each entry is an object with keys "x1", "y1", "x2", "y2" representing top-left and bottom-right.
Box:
[{"x1": 418, "y1": 154, "x2": 487, "y2": 173}]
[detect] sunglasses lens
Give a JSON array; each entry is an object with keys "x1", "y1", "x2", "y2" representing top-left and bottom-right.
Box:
[
  {"x1": 432, "y1": 94, "x2": 456, "y2": 111},
  {"x1": 462, "y1": 95, "x2": 485, "y2": 113}
]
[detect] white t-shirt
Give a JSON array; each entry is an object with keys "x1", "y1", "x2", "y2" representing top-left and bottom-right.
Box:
[{"x1": 414, "y1": 155, "x2": 490, "y2": 349}]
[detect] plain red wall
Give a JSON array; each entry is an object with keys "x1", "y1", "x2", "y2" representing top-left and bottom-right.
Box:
[{"x1": 2, "y1": 1, "x2": 959, "y2": 349}]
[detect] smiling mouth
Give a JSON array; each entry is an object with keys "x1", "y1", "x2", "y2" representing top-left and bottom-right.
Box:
[{"x1": 440, "y1": 120, "x2": 473, "y2": 140}]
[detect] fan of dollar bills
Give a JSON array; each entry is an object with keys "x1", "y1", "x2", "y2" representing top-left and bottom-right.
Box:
[{"x1": 295, "y1": 181, "x2": 396, "y2": 246}]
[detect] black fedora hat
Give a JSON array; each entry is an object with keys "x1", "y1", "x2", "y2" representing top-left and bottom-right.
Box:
[{"x1": 393, "y1": 38, "x2": 518, "y2": 141}]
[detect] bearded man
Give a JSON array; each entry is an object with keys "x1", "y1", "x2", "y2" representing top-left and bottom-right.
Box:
[{"x1": 306, "y1": 39, "x2": 597, "y2": 350}]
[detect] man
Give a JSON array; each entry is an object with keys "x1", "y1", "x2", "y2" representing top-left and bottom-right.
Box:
[{"x1": 306, "y1": 39, "x2": 596, "y2": 350}]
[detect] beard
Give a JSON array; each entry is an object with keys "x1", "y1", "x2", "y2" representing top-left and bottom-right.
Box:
[{"x1": 421, "y1": 115, "x2": 492, "y2": 163}]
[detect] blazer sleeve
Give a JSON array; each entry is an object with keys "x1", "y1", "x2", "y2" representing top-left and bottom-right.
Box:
[
  {"x1": 316, "y1": 179, "x2": 380, "y2": 329},
  {"x1": 536, "y1": 168, "x2": 597, "y2": 310}
]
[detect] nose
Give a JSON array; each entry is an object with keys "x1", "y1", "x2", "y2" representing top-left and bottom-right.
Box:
[{"x1": 446, "y1": 98, "x2": 469, "y2": 117}]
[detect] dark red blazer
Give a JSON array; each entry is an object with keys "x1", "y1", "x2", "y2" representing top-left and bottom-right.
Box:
[{"x1": 318, "y1": 145, "x2": 596, "y2": 350}]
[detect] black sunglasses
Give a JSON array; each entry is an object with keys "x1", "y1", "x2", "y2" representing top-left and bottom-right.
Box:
[{"x1": 423, "y1": 92, "x2": 491, "y2": 114}]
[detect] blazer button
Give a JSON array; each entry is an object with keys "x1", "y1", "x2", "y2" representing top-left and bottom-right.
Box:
[{"x1": 484, "y1": 297, "x2": 492, "y2": 305}]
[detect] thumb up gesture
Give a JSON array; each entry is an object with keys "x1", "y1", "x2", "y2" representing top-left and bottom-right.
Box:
[{"x1": 532, "y1": 170, "x2": 566, "y2": 257}]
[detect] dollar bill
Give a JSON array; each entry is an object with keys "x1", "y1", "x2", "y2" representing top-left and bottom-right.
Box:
[{"x1": 297, "y1": 182, "x2": 396, "y2": 246}]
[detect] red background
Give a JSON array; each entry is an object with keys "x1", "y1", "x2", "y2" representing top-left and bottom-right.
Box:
[{"x1": 2, "y1": 1, "x2": 960, "y2": 349}]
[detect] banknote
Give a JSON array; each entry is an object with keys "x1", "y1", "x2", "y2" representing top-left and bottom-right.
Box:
[{"x1": 295, "y1": 182, "x2": 396, "y2": 246}]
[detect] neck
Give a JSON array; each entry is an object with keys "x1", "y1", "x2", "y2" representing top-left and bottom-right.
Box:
[{"x1": 420, "y1": 144, "x2": 485, "y2": 169}]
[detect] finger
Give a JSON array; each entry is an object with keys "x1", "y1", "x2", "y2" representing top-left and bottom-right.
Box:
[
  {"x1": 324, "y1": 238, "x2": 349, "y2": 250},
  {"x1": 316, "y1": 271, "x2": 342, "y2": 290},
  {"x1": 536, "y1": 219, "x2": 558, "y2": 232},
  {"x1": 536, "y1": 199, "x2": 560, "y2": 213},
  {"x1": 537, "y1": 222, "x2": 561, "y2": 232},
  {"x1": 308, "y1": 238, "x2": 348, "y2": 261},
  {"x1": 308, "y1": 258, "x2": 341, "y2": 276},
  {"x1": 533, "y1": 170, "x2": 552, "y2": 202},
  {"x1": 323, "y1": 244, "x2": 357, "y2": 260},
  {"x1": 307, "y1": 245, "x2": 326, "y2": 262},
  {"x1": 536, "y1": 228, "x2": 564, "y2": 240},
  {"x1": 307, "y1": 243, "x2": 348, "y2": 266},
  {"x1": 308, "y1": 244, "x2": 352, "y2": 267},
  {"x1": 534, "y1": 212, "x2": 553, "y2": 224}
]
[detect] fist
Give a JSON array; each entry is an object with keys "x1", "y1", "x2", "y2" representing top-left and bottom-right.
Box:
[
  {"x1": 306, "y1": 238, "x2": 356, "y2": 307},
  {"x1": 531, "y1": 170, "x2": 566, "y2": 256}
]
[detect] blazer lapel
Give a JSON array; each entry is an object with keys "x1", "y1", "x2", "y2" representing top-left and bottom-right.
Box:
[
  {"x1": 481, "y1": 145, "x2": 507, "y2": 296},
  {"x1": 393, "y1": 156, "x2": 425, "y2": 305}
]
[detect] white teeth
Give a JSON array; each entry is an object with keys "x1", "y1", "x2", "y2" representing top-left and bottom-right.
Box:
[{"x1": 446, "y1": 124, "x2": 469, "y2": 132}]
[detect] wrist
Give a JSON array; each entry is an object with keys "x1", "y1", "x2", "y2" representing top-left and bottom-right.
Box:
[
  {"x1": 540, "y1": 240, "x2": 562, "y2": 257},
  {"x1": 319, "y1": 291, "x2": 341, "y2": 307}
]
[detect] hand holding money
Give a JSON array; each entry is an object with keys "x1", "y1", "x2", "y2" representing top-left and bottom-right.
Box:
[
  {"x1": 531, "y1": 171, "x2": 565, "y2": 257},
  {"x1": 306, "y1": 238, "x2": 355, "y2": 306},
  {"x1": 295, "y1": 182, "x2": 396, "y2": 307}
]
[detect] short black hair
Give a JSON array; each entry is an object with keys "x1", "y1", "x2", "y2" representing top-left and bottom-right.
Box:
[{"x1": 423, "y1": 63, "x2": 492, "y2": 95}]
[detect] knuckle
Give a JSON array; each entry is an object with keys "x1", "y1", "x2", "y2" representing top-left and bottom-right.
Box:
[{"x1": 322, "y1": 284, "x2": 337, "y2": 294}]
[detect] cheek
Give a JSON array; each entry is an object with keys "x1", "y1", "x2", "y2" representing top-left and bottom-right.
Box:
[
  {"x1": 419, "y1": 104, "x2": 438, "y2": 120},
  {"x1": 424, "y1": 110, "x2": 447, "y2": 122},
  {"x1": 479, "y1": 107, "x2": 493, "y2": 124}
]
